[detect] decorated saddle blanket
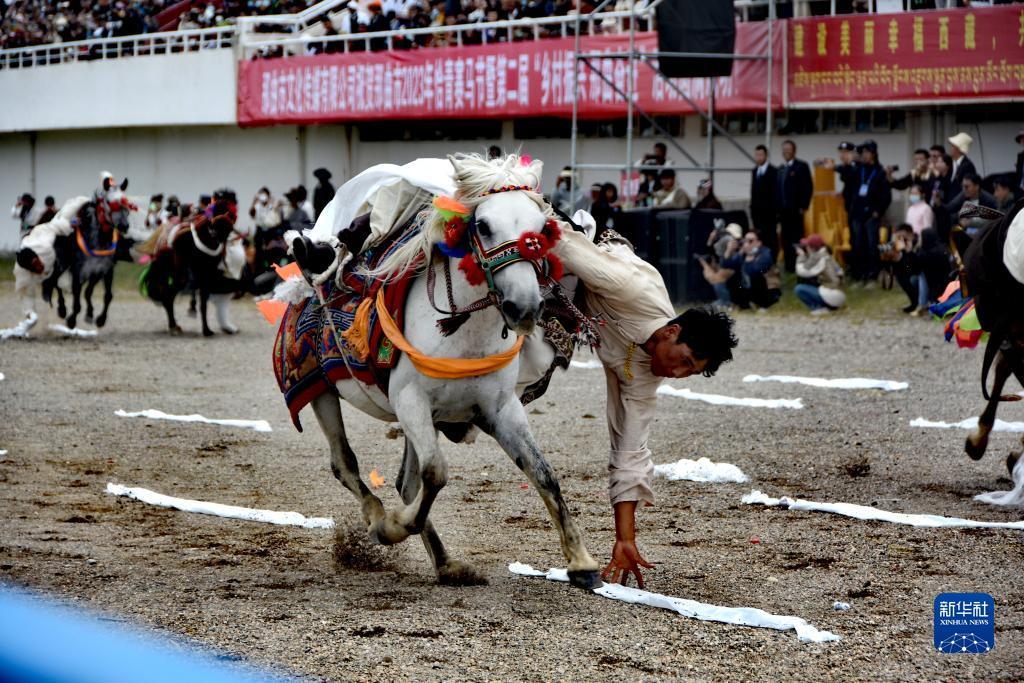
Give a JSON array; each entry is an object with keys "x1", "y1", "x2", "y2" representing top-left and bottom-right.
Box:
[{"x1": 273, "y1": 225, "x2": 420, "y2": 431}]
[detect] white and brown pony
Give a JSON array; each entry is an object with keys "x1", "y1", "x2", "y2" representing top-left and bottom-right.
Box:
[{"x1": 302, "y1": 154, "x2": 600, "y2": 588}]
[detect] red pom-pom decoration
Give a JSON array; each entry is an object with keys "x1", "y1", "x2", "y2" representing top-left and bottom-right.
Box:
[
  {"x1": 542, "y1": 219, "x2": 562, "y2": 244},
  {"x1": 444, "y1": 216, "x2": 467, "y2": 248},
  {"x1": 518, "y1": 231, "x2": 550, "y2": 260},
  {"x1": 459, "y1": 254, "x2": 487, "y2": 286},
  {"x1": 544, "y1": 253, "x2": 564, "y2": 282}
]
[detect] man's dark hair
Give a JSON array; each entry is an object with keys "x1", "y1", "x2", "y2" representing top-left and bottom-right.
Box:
[
  {"x1": 670, "y1": 307, "x2": 738, "y2": 377},
  {"x1": 964, "y1": 172, "x2": 982, "y2": 187},
  {"x1": 930, "y1": 144, "x2": 946, "y2": 155},
  {"x1": 913, "y1": 148, "x2": 929, "y2": 157},
  {"x1": 659, "y1": 168, "x2": 676, "y2": 179},
  {"x1": 754, "y1": 144, "x2": 768, "y2": 154},
  {"x1": 894, "y1": 222, "x2": 913, "y2": 233},
  {"x1": 44, "y1": 196, "x2": 55, "y2": 206},
  {"x1": 782, "y1": 139, "x2": 796, "y2": 150},
  {"x1": 994, "y1": 176, "x2": 1013, "y2": 190},
  {"x1": 941, "y1": 153, "x2": 953, "y2": 168},
  {"x1": 654, "y1": 142, "x2": 667, "y2": 152}
]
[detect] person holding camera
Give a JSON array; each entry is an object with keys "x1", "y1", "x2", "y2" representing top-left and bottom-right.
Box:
[
  {"x1": 887, "y1": 149, "x2": 933, "y2": 191},
  {"x1": 11, "y1": 194, "x2": 41, "y2": 238},
  {"x1": 847, "y1": 140, "x2": 891, "y2": 286},
  {"x1": 719, "y1": 230, "x2": 781, "y2": 311},
  {"x1": 698, "y1": 222, "x2": 744, "y2": 309},
  {"x1": 794, "y1": 234, "x2": 845, "y2": 315},
  {"x1": 884, "y1": 223, "x2": 950, "y2": 316}
]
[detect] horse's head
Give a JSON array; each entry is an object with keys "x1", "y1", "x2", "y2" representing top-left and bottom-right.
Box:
[
  {"x1": 95, "y1": 173, "x2": 137, "y2": 235},
  {"x1": 443, "y1": 154, "x2": 562, "y2": 335},
  {"x1": 207, "y1": 188, "x2": 239, "y2": 243}
]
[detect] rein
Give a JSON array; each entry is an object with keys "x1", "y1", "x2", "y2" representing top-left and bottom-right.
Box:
[{"x1": 75, "y1": 224, "x2": 119, "y2": 258}]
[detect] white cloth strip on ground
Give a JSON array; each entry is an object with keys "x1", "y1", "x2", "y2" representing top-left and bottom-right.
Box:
[
  {"x1": 909, "y1": 416, "x2": 1024, "y2": 433},
  {"x1": 0, "y1": 312, "x2": 38, "y2": 340},
  {"x1": 114, "y1": 409, "x2": 272, "y2": 433},
  {"x1": 569, "y1": 359, "x2": 603, "y2": 369},
  {"x1": 975, "y1": 457, "x2": 1024, "y2": 507},
  {"x1": 508, "y1": 563, "x2": 840, "y2": 643},
  {"x1": 653, "y1": 457, "x2": 749, "y2": 484},
  {"x1": 657, "y1": 385, "x2": 803, "y2": 409},
  {"x1": 743, "y1": 374, "x2": 908, "y2": 391},
  {"x1": 49, "y1": 324, "x2": 97, "y2": 338},
  {"x1": 742, "y1": 489, "x2": 1024, "y2": 530},
  {"x1": 105, "y1": 483, "x2": 334, "y2": 529}
]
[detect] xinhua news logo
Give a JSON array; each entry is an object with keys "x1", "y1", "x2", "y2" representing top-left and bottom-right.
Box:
[{"x1": 934, "y1": 593, "x2": 995, "y2": 654}]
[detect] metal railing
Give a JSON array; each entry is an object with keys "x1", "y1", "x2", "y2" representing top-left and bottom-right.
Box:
[
  {"x1": 240, "y1": 7, "x2": 656, "y2": 58},
  {"x1": 0, "y1": 26, "x2": 234, "y2": 70}
]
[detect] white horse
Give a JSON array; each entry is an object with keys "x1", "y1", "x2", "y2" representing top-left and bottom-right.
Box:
[{"x1": 305, "y1": 154, "x2": 600, "y2": 588}]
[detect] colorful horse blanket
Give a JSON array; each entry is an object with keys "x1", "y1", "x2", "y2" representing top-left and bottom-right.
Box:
[{"x1": 273, "y1": 227, "x2": 419, "y2": 431}]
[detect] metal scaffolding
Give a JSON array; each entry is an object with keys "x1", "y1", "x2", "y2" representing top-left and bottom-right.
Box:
[{"x1": 569, "y1": 0, "x2": 778, "y2": 205}]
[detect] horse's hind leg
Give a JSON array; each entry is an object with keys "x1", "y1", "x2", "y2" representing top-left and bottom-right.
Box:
[
  {"x1": 966, "y1": 349, "x2": 1011, "y2": 461},
  {"x1": 311, "y1": 394, "x2": 387, "y2": 529},
  {"x1": 83, "y1": 275, "x2": 98, "y2": 324},
  {"x1": 95, "y1": 268, "x2": 114, "y2": 328},
  {"x1": 396, "y1": 437, "x2": 487, "y2": 586},
  {"x1": 66, "y1": 269, "x2": 83, "y2": 329},
  {"x1": 482, "y1": 398, "x2": 600, "y2": 590}
]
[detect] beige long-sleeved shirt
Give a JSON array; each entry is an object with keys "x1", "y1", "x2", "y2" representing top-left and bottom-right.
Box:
[{"x1": 554, "y1": 229, "x2": 675, "y2": 506}]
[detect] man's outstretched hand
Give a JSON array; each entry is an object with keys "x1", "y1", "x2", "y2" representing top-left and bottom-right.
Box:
[
  {"x1": 602, "y1": 500, "x2": 655, "y2": 588},
  {"x1": 602, "y1": 538, "x2": 655, "y2": 589}
]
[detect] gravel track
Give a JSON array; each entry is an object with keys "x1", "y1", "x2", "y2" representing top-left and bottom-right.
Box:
[{"x1": 1, "y1": 291, "x2": 1022, "y2": 682}]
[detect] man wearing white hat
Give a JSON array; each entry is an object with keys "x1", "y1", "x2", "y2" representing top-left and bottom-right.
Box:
[{"x1": 948, "y1": 132, "x2": 977, "y2": 193}]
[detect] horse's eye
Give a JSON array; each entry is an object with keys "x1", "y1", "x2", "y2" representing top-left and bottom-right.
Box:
[{"x1": 476, "y1": 219, "x2": 491, "y2": 238}]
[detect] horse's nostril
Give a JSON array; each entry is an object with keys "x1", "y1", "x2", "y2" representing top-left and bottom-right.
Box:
[{"x1": 501, "y1": 300, "x2": 522, "y2": 322}]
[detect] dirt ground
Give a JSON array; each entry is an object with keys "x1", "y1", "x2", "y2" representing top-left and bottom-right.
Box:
[{"x1": 1, "y1": 285, "x2": 1023, "y2": 682}]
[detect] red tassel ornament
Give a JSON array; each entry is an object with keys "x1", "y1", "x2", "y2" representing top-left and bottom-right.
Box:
[
  {"x1": 542, "y1": 219, "x2": 562, "y2": 245},
  {"x1": 459, "y1": 254, "x2": 487, "y2": 286},
  {"x1": 517, "y1": 232, "x2": 550, "y2": 260},
  {"x1": 444, "y1": 215, "x2": 468, "y2": 248},
  {"x1": 544, "y1": 253, "x2": 564, "y2": 282}
]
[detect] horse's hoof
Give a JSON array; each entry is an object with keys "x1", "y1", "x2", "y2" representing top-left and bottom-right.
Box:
[
  {"x1": 202, "y1": 328, "x2": 215, "y2": 338},
  {"x1": 96, "y1": 314, "x2": 107, "y2": 328},
  {"x1": 437, "y1": 560, "x2": 489, "y2": 587},
  {"x1": 65, "y1": 316, "x2": 77, "y2": 329},
  {"x1": 84, "y1": 313, "x2": 94, "y2": 324},
  {"x1": 965, "y1": 436, "x2": 987, "y2": 461},
  {"x1": 568, "y1": 569, "x2": 603, "y2": 591},
  {"x1": 368, "y1": 517, "x2": 410, "y2": 546},
  {"x1": 57, "y1": 304, "x2": 66, "y2": 319},
  {"x1": 169, "y1": 325, "x2": 183, "y2": 336},
  {"x1": 220, "y1": 325, "x2": 238, "y2": 335},
  {"x1": 1008, "y1": 452, "x2": 1021, "y2": 476}
]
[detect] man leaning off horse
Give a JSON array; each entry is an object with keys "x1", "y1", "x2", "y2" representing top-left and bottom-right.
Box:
[{"x1": 552, "y1": 222, "x2": 738, "y2": 588}]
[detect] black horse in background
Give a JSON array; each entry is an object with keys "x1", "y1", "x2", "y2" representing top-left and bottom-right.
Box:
[
  {"x1": 959, "y1": 199, "x2": 1024, "y2": 474},
  {"x1": 143, "y1": 189, "x2": 242, "y2": 336},
  {"x1": 46, "y1": 175, "x2": 136, "y2": 329}
]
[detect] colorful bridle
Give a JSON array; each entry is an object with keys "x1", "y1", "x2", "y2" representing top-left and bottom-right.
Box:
[{"x1": 433, "y1": 192, "x2": 564, "y2": 298}]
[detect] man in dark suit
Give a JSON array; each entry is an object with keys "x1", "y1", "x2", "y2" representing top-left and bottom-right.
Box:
[
  {"x1": 1015, "y1": 129, "x2": 1024, "y2": 195},
  {"x1": 776, "y1": 139, "x2": 813, "y2": 272},
  {"x1": 749, "y1": 144, "x2": 779, "y2": 260},
  {"x1": 848, "y1": 140, "x2": 891, "y2": 285},
  {"x1": 948, "y1": 132, "x2": 977, "y2": 192}
]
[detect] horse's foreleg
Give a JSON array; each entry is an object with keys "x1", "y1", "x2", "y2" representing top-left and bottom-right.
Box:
[
  {"x1": 483, "y1": 398, "x2": 600, "y2": 590},
  {"x1": 397, "y1": 437, "x2": 487, "y2": 585},
  {"x1": 95, "y1": 269, "x2": 114, "y2": 328},
  {"x1": 83, "y1": 275, "x2": 98, "y2": 324},
  {"x1": 199, "y1": 285, "x2": 213, "y2": 337},
  {"x1": 372, "y1": 387, "x2": 445, "y2": 546},
  {"x1": 55, "y1": 285, "x2": 67, "y2": 320},
  {"x1": 311, "y1": 394, "x2": 386, "y2": 528},
  {"x1": 66, "y1": 269, "x2": 83, "y2": 329},
  {"x1": 967, "y1": 349, "x2": 1012, "y2": 461}
]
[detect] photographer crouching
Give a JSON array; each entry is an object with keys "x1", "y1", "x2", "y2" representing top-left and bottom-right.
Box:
[{"x1": 880, "y1": 223, "x2": 951, "y2": 317}]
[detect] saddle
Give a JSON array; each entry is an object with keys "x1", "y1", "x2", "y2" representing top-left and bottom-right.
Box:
[{"x1": 273, "y1": 223, "x2": 420, "y2": 430}]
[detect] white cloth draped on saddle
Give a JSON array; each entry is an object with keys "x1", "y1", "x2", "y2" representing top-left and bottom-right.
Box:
[
  {"x1": 309, "y1": 158, "x2": 458, "y2": 245},
  {"x1": 1004, "y1": 208, "x2": 1024, "y2": 285},
  {"x1": 13, "y1": 196, "x2": 90, "y2": 313}
]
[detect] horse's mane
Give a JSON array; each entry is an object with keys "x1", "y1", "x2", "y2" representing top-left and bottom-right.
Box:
[{"x1": 362, "y1": 153, "x2": 548, "y2": 282}]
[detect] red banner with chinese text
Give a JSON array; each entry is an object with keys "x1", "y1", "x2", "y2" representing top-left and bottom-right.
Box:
[
  {"x1": 788, "y1": 6, "x2": 1024, "y2": 106},
  {"x1": 237, "y1": 25, "x2": 782, "y2": 125}
]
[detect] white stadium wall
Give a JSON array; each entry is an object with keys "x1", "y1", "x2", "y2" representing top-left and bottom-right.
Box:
[{"x1": 1, "y1": 47, "x2": 1022, "y2": 252}]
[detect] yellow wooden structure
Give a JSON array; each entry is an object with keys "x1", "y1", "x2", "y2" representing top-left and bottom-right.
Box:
[{"x1": 804, "y1": 165, "x2": 851, "y2": 265}]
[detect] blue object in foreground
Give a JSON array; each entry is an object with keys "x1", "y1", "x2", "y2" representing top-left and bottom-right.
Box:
[{"x1": 0, "y1": 586, "x2": 294, "y2": 683}]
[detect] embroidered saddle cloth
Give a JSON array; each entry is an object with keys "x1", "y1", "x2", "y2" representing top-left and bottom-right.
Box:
[{"x1": 272, "y1": 225, "x2": 420, "y2": 431}]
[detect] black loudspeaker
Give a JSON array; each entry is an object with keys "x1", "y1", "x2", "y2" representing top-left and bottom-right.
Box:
[{"x1": 656, "y1": 0, "x2": 736, "y2": 79}]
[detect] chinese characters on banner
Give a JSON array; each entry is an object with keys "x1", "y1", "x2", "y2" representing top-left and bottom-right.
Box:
[
  {"x1": 237, "y1": 26, "x2": 781, "y2": 125},
  {"x1": 789, "y1": 5, "x2": 1024, "y2": 104}
]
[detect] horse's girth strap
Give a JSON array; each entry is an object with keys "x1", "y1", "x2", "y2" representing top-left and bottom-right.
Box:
[{"x1": 373, "y1": 289, "x2": 522, "y2": 379}]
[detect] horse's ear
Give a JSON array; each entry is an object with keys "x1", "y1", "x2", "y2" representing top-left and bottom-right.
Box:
[
  {"x1": 103, "y1": 177, "x2": 113, "y2": 192},
  {"x1": 120, "y1": 178, "x2": 129, "y2": 191},
  {"x1": 522, "y1": 158, "x2": 544, "y2": 192},
  {"x1": 447, "y1": 154, "x2": 463, "y2": 176}
]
